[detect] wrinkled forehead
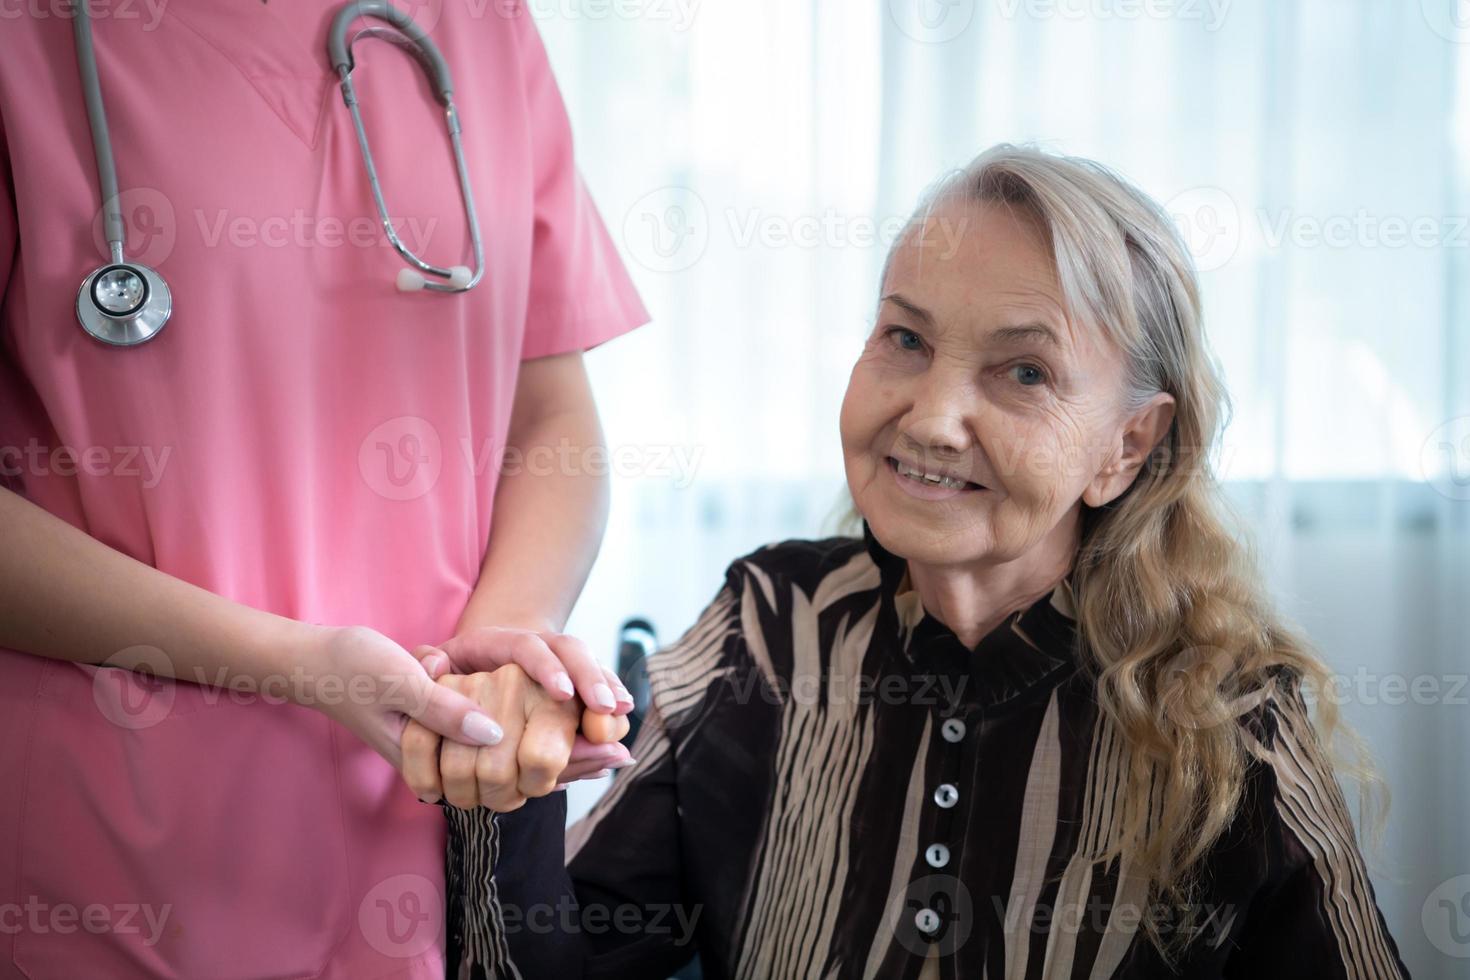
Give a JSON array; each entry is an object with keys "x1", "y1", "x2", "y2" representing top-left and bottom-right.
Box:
[{"x1": 880, "y1": 196, "x2": 1095, "y2": 355}]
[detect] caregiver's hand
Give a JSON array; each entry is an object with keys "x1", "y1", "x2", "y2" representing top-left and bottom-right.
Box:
[
  {"x1": 416, "y1": 625, "x2": 636, "y2": 793},
  {"x1": 422, "y1": 625, "x2": 636, "y2": 717},
  {"x1": 305, "y1": 624, "x2": 509, "y2": 771},
  {"x1": 399, "y1": 663, "x2": 633, "y2": 810}
]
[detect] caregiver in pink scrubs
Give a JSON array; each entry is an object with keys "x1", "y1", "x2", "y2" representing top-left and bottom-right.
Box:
[{"x1": 0, "y1": 0, "x2": 645, "y2": 976}]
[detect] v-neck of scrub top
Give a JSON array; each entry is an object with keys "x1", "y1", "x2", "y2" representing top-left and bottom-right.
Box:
[{"x1": 166, "y1": 0, "x2": 340, "y2": 147}]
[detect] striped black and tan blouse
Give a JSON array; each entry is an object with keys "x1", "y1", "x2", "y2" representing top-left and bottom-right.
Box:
[{"x1": 444, "y1": 522, "x2": 1409, "y2": 980}]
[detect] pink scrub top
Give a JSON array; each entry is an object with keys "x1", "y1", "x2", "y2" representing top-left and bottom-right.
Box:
[{"x1": 0, "y1": 1, "x2": 648, "y2": 977}]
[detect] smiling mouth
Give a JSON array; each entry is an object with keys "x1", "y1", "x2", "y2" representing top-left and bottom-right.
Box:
[{"x1": 886, "y1": 456, "x2": 987, "y2": 492}]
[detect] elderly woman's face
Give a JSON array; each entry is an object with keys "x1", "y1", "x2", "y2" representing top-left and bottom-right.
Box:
[{"x1": 841, "y1": 197, "x2": 1158, "y2": 567}]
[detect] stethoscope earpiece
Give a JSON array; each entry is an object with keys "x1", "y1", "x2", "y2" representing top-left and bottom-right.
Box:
[{"x1": 76, "y1": 261, "x2": 173, "y2": 347}]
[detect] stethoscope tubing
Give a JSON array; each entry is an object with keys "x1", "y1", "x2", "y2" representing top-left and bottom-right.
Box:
[{"x1": 69, "y1": 0, "x2": 488, "y2": 347}]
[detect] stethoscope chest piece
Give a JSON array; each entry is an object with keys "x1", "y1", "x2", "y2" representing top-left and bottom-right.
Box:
[{"x1": 76, "y1": 261, "x2": 172, "y2": 347}]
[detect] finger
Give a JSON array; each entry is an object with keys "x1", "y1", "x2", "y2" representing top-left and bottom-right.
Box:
[
  {"x1": 470, "y1": 668, "x2": 531, "y2": 812},
  {"x1": 400, "y1": 716, "x2": 444, "y2": 803},
  {"x1": 434, "y1": 675, "x2": 484, "y2": 809},
  {"x1": 475, "y1": 746, "x2": 527, "y2": 812},
  {"x1": 556, "y1": 761, "x2": 605, "y2": 783},
  {"x1": 541, "y1": 632, "x2": 617, "y2": 713},
  {"x1": 558, "y1": 753, "x2": 633, "y2": 783},
  {"x1": 604, "y1": 667, "x2": 635, "y2": 715},
  {"x1": 580, "y1": 705, "x2": 630, "y2": 744},
  {"x1": 443, "y1": 629, "x2": 578, "y2": 703},
  {"x1": 399, "y1": 667, "x2": 504, "y2": 749},
  {"x1": 411, "y1": 644, "x2": 452, "y2": 680},
  {"x1": 567, "y1": 734, "x2": 629, "y2": 765},
  {"x1": 558, "y1": 737, "x2": 634, "y2": 782},
  {"x1": 553, "y1": 769, "x2": 613, "y2": 791},
  {"x1": 516, "y1": 697, "x2": 580, "y2": 798}
]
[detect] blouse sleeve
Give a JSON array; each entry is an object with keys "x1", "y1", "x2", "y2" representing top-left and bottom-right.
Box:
[
  {"x1": 503, "y1": 2, "x2": 650, "y2": 361},
  {"x1": 564, "y1": 577, "x2": 745, "y2": 979},
  {"x1": 1227, "y1": 679, "x2": 1410, "y2": 979}
]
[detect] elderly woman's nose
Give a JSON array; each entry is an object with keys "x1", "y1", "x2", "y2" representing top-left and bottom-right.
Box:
[
  {"x1": 904, "y1": 376, "x2": 976, "y2": 444},
  {"x1": 903, "y1": 384, "x2": 975, "y2": 454},
  {"x1": 902, "y1": 413, "x2": 971, "y2": 456}
]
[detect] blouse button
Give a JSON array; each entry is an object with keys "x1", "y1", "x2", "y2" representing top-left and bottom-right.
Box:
[
  {"x1": 933, "y1": 783, "x2": 959, "y2": 808},
  {"x1": 941, "y1": 718, "x2": 966, "y2": 742},
  {"x1": 925, "y1": 843, "x2": 950, "y2": 868},
  {"x1": 914, "y1": 907, "x2": 941, "y2": 934}
]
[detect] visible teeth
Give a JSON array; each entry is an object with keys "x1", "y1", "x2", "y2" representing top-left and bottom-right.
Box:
[{"x1": 896, "y1": 461, "x2": 968, "y2": 490}]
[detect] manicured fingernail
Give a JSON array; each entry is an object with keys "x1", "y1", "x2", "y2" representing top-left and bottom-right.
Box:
[
  {"x1": 553, "y1": 672, "x2": 575, "y2": 697},
  {"x1": 462, "y1": 713, "x2": 503, "y2": 746},
  {"x1": 594, "y1": 768, "x2": 612, "y2": 778},
  {"x1": 422, "y1": 652, "x2": 447, "y2": 675},
  {"x1": 608, "y1": 758, "x2": 635, "y2": 770},
  {"x1": 418, "y1": 794, "x2": 441, "y2": 805},
  {"x1": 592, "y1": 683, "x2": 616, "y2": 710}
]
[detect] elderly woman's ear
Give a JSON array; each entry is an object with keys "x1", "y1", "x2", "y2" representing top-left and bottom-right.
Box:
[{"x1": 1081, "y1": 391, "x2": 1176, "y2": 508}]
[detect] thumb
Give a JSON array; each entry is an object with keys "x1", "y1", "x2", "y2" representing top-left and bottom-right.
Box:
[
  {"x1": 436, "y1": 629, "x2": 519, "y2": 674},
  {"x1": 401, "y1": 672, "x2": 504, "y2": 748},
  {"x1": 411, "y1": 643, "x2": 452, "y2": 679}
]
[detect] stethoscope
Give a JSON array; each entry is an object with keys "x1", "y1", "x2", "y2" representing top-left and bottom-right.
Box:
[{"x1": 71, "y1": 0, "x2": 486, "y2": 347}]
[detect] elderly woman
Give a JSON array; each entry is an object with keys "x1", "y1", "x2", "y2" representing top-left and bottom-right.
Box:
[{"x1": 404, "y1": 144, "x2": 1408, "y2": 979}]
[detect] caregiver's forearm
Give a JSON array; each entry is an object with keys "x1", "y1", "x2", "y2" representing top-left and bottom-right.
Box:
[
  {"x1": 0, "y1": 485, "x2": 304, "y2": 680},
  {"x1": 457, "y1": 351, "x2": 610, "y2": 635}
]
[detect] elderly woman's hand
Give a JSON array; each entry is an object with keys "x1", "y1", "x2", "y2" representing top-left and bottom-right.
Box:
[{"x1": 399, "y1": 664, "x2": 633, "y2": 810}]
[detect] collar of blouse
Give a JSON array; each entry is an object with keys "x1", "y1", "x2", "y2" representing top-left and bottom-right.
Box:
[{"x1": 859, "y1": 519, "x2": 1082, "y2": 710}]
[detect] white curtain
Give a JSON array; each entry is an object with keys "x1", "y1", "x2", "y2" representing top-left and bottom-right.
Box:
[{"x1": 538, "y1": 3, "x2": 1470, "y2": 975}]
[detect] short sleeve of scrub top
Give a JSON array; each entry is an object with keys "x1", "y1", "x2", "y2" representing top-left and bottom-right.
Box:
[{"x1": 0, "y1": 2, "x2": 648, "y2": 979}]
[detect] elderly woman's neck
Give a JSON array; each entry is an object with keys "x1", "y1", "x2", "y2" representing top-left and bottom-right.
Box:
[{"x1": 904, "y1": 512, "x2": 1081, "y2": 651}]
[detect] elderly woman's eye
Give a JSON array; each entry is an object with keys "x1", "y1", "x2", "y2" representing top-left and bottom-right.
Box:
[
  {"x1": 1010, "y1": 363, "x2": 1048, "y2": 386},
  {"x1": 884, "y1": 327, "x2": 924, "y2": 352}
]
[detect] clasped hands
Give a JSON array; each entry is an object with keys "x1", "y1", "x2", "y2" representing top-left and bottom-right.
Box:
[{"x1": 401, "y1": 626, "x2": 636, "y2": 811}]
